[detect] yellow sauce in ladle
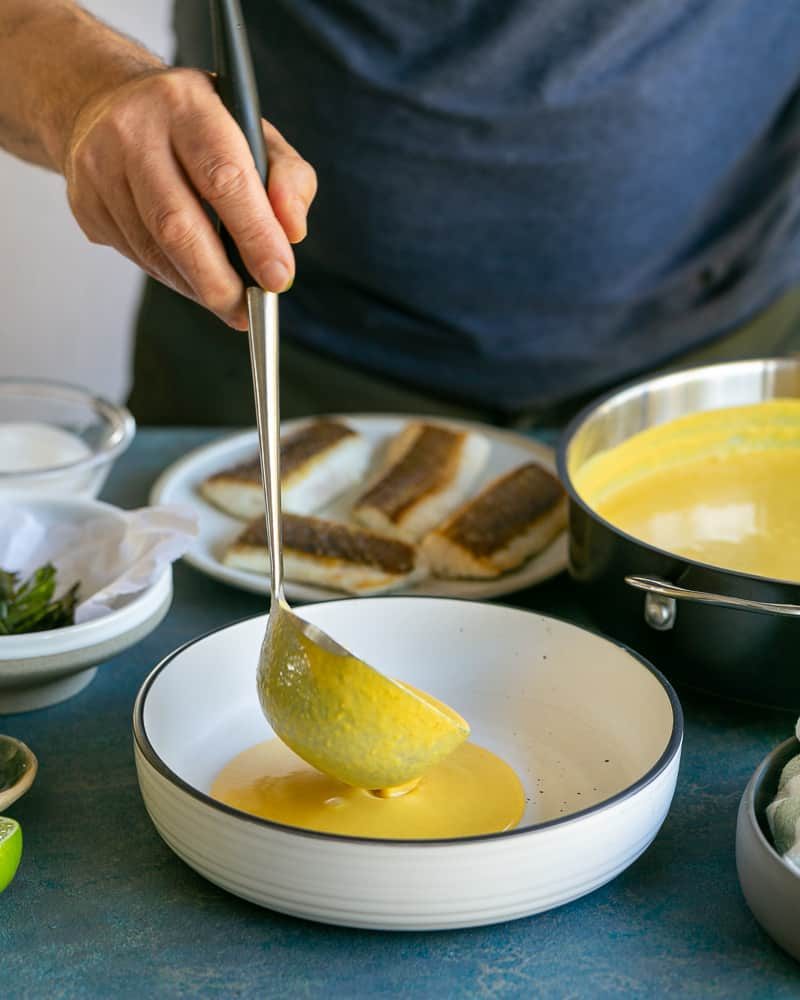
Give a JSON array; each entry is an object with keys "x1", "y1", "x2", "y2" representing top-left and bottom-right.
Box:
[{"x1": 259, "y1": 607, "x2": 471, "y2": 792}]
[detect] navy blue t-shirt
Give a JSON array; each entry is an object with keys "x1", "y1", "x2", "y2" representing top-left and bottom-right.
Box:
[{"x1": 175, "y1": 1, "x2": 800, "y2": 415}]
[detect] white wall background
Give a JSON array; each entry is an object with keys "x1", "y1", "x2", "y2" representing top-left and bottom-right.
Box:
[{"x1": 1, "y1": 1, "x2": 174, "y2": 404}]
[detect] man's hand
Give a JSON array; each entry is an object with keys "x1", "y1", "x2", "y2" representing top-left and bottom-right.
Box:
[{"x1": 64, "y1": 68, "x2": 317, "y2": 330}]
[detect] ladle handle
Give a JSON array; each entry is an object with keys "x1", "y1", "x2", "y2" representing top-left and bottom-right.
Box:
[
  {"x1": 209, "y1": 0, "x2": 268, "y2": 281},
  {"x1": 210, "y1": 0, "x2": 284, "y2": 603},
  {"x1": 247, "y1": 288, "x2": 284, "y2": 602}
]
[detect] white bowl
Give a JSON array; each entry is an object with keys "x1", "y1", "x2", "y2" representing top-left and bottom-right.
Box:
[
  {"x1": 134, "y1": 598, "x2": 683, "y2": 930},
  {"x1": 0, "y1": 377, "x2": 135, "y2": 497},
  {"x1": 0, "y1": 498, "x2": 173, "y2": 713},
  {"x1": 736, "y1": 737, "x2": 800, "y2": 961}
]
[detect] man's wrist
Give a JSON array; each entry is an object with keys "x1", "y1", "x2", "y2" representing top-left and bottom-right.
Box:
[{"x1": 6, "y1": 3, "x2": 164, "y2": 172}]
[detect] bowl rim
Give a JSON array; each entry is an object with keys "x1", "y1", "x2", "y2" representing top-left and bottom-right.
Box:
[
  {"x1": 0, "y1": 376, "x2": 136, "y2": 482},
  {"x1": 0, "y1": 497, "x2": 171, "y2": 653},
  {"x1": 742, "y1": 734, "x2": 800, "y2": 873},
  {"x1": 556, "y1": 356, "x2": 800, "y2": 590},
  {"x1": 133, "y1": 596, "x2": 684, "y2": 848},
  {"x1": 0, "y1": 735, "x2": 38, "y2": 810}
]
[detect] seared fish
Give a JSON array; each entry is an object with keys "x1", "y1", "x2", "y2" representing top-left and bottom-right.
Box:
[
  {"x1": 352, "y1": 422, "x2": 489, "y2": 541},
  {"x1": 421, "y1": 462, "x2": 566, "y2": 578},
  {"x1": 200, "y1": 419, "x2": 372, "y2": 519},
  {"x1": 223, "y1": 513, "x2": 425, "y2": 594}
]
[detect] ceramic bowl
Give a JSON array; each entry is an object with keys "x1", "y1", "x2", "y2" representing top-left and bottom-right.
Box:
[
  {"x1": 736, "y1": 736, "x2": 800, "y2": 961},
  {"x1": 134, "y1": 598, "x2": 683, "y2": 930},
  {"x1": 0, "y1": 377, "x2": 135, "y2": 497},
  {"x1": 0, "y1": 735, "x2": 37, "y2": 811},
  {"x1": 0, "y1": 498, "x2": 173, "y2": 713}
]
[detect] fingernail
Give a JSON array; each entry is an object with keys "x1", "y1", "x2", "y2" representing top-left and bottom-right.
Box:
[{"x1": 263, "y1": 261, "x2": 290, "y2": 292}]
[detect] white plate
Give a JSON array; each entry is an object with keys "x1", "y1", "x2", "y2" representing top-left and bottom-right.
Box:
[
  {"x1": 0, "y1": 497, "x2": 173, "y2": 713},
  {"x1": 150, "y1": 414, "x2": 568, "y2": 601},
  {"x1": 134, "y1": 597, "x2": 682, "y2": 930}
]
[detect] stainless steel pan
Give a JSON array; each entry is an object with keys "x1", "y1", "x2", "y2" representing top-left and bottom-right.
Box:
[{"x1": 557, "y1": 358, "x2": 800, "y2": 710}]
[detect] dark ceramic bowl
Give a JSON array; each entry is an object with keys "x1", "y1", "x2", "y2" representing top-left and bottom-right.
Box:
[{"x1": 736, "y1": 737, "x2": 800, "y2": 962}]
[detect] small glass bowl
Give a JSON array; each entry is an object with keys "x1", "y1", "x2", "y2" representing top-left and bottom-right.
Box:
[{"x1": 0, "y1": 378, "x2": 135, "y2": 497}]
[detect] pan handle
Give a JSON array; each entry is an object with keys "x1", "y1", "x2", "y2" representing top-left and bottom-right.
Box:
[{"x1": 625, "y1": 575, "x2": 800, "y2": 631}]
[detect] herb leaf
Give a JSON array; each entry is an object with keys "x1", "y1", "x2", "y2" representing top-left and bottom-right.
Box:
[{"x1": 0, "y1": 564, "x2": 80, "y2": 635}]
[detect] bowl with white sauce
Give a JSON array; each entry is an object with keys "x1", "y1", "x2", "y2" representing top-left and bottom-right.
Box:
[{"x1": 0, "y1": 378, "x2": 135, "y2": 497}]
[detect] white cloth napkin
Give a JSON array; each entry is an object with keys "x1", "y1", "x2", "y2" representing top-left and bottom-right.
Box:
[{"x1": 0, "y1": 504, "x2": 198, "y2": 623}]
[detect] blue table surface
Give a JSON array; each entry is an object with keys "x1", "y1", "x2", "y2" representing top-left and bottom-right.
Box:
[{"x1": 2, "y1": 429, "x2": 799, "y2": 999}]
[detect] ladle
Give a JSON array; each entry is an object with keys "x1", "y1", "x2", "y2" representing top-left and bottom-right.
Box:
[{"x1": 212, "y1": 0, "x2": 469, "y2": 790}]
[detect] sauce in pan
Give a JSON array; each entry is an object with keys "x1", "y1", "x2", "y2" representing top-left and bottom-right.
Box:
[{"x1": 575, "y1": 400, "x2": 800, "y2": 582}]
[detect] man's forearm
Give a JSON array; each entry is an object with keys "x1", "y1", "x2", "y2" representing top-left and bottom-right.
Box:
[{"x1": 0, "y1": 1, "x2": 163, "y2": 171}]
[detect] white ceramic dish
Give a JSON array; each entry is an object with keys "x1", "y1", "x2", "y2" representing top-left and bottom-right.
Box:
[
  {"x1": 149, "y1": 414, "x2": 568, "y2": 602},
  {"x1": 736, "y1": 737, "x2": 800, "y2": 962},
  {"x1": 0, "y1": 378, "x2": 135, "y2": 498},
  {"x1": 0, "y1": 498, "x2": 173, "y2": 713},
  {"x1": 134, "y1": 598, "x2": 682, "y2": 930}
]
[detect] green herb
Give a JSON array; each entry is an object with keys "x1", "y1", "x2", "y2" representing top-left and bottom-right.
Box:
[{"x1": 0, "y1": 564, "x2": 80, "y2": 635}]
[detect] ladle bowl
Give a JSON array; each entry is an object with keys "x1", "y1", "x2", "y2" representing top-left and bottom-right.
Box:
[{"x1": 258, "y1": 603, "x2": 468, "y2": 789}]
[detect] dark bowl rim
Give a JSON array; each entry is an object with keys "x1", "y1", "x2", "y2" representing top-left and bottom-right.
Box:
[
  {"x1": 555, "y1": 356, "x2": 800, "y2": 591},
  {"x1": 133, "y1": 595, "x2": 684, "y2": 849},
  {"x1": 0, "y1": 376, "x2": 135, "y2": 481}
]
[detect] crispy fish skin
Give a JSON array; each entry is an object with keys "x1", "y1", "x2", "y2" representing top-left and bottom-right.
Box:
[
  {"x1": 205, "y1": 456, "x2": 261, "y2": 485},
  {"x1": 223, "y1": 513, "x2": 424, "y2": 594},
  {"x1": 421, "y1": 463, "x2": 567, "y2": 578},
  {"x1": 281, "y1": 420, "x2": 356, "y2": 484},
  {"x1": 353, "y1": 422, "x2": 489, "y2": 541},
  {"x1": 199, "y1": 420, "x2": 370, "y2": 519}
]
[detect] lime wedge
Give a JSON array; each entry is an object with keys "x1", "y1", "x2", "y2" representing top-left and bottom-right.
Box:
[{"x1": 0, "y1": 817, "x2": 22, "y2": 892}]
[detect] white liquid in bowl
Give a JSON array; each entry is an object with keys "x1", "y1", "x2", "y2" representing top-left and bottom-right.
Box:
[{"x1": 0, "y1": 422, "x2": 91, "y2": 473}]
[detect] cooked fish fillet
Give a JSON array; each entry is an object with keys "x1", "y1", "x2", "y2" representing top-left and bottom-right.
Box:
[
  {"x1": 199, "y1": 456, "x2": 262, "y2": 520},
  {"x1": 199, "y1": 420, "x2": 371, "y2": 519},
  {"x1": 223, "y1": 513, "x2": 425, "y2": 594},
  {"x1": 352, "y1": 422, "x2": 490, "y2": 541},
  {"x1": 421, "y1": 462, "x2": 567, "y2": 578}
]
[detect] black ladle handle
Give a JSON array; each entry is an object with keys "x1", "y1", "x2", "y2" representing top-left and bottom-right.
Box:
[{"x1": 209, "y1": 0, "x2": 268, "y2": 284}]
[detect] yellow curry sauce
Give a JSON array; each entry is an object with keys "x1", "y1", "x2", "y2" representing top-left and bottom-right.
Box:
[
  {"x1": 211, "y1": 737, "x2": 525, "y2": 839},
  {"x1": 574, "y1": 400, "x2": 800, "y2": 582}
]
